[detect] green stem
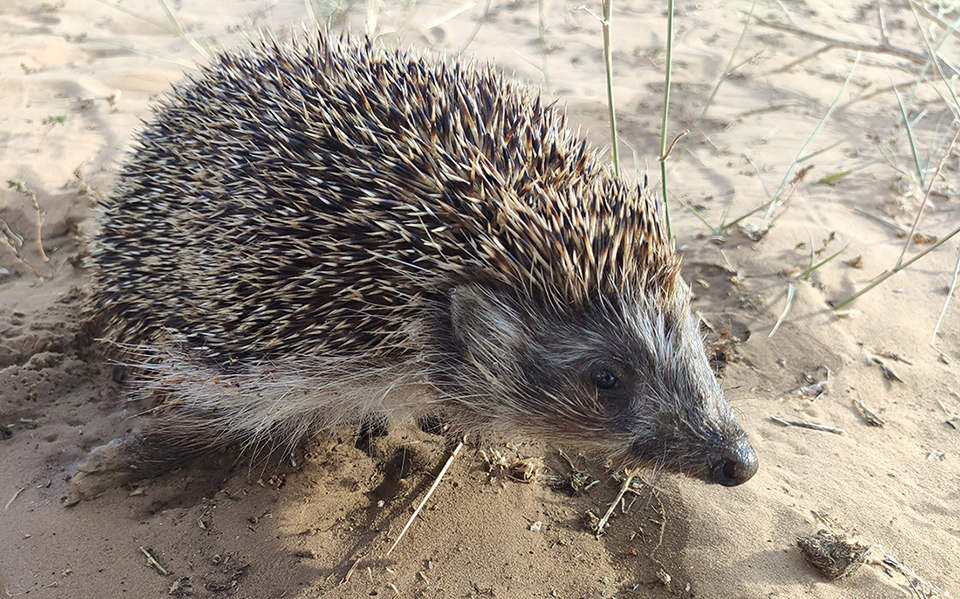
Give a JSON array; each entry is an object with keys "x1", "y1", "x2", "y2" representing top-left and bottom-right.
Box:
[
  {"x1": 761, "y1": 51, "x2": 861, "y2": 219},
  {"x1": 659, "y1": 0, "x2": 675, "y2": 241},
  {"x1": 675, "y1": 0, "x2": 758, "y2": 163},
  {"x1": 799, "y1": 243, "x2": 849, "y2": 281},
  {"x1": 538, "y1": 0, "x2": 551, "y2": 91},
  {"x1": 601, "y1": 0, "x2": 620, "y2": 178},
  {"x1": 833, "y1": 224, "x2": 960, "y2": 310}
]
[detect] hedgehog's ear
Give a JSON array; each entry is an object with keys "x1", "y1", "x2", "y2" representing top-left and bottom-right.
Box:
[{"x1": 449, "y1": 285, "x2": 527, "y2": 366}]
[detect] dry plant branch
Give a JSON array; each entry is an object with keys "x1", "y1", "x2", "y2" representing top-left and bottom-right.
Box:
[
  {"x1": 756, "y1": 17, "x2": 958, "y2": 76},
  {"x1": 834, "y1": 222, "x2": 960, "y2": 311},
  {"x1": 3, "y1": 180, "x2": 54, "y2": 276},
  {"x1": 723, "y1": 164, "x2": 813, "y2": 233},
  {"x1": 139, "y1": 546, "x2": 169, "y2": 576},
  {"x1": 768, "y1": 282, "x2": 795, "y2": 338},
  {"x1": 0, "y1": 235, "x2": 41, "y2": 278},
  {"x1": 835, "y1": 130, "x2": 960, "y2": 310},
  {"x1": 905, "y1": 0, "x2": 960, "y2": 119},
  {"x1": 896, "y1": 131, "x2": 959, "y2": 268},
  {"x1": 593, "y1": 467, "x2": 640, "y2": 537},
  {"x1": 867, "y1": 544, "x2": 949, "y2": 598},
  {"x1": 931, "y1": 242, "x2": 960, "y2": 350},
  {"x1": 909, "y1": 0, "x2": 960, "y2": 43},
  {"x1": 673, "y1": 0, "x2": 759, "y2": 165}
]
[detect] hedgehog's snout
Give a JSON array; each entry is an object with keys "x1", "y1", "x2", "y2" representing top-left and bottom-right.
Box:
[{"x1": 709, "y1": 436, "x2": 758, "y2": 486}]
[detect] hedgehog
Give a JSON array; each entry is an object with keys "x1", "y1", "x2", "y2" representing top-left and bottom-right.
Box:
[{"x1": 88, "y1": 33, "x2": 758, "y2": 487}]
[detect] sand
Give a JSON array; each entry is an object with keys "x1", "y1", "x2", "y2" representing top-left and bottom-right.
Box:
[{"x1": 1, "y1": 0, "x2": 958, "y2": 597}]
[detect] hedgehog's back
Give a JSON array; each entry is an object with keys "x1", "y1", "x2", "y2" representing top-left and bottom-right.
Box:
[{"x1": 92, "y1": 34, "x2": 674, "y2": 363}]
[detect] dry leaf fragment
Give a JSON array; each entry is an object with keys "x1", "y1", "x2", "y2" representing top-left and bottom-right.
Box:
[{"x1": 853, "y1": 395, "x2": 885, "y2": 427}]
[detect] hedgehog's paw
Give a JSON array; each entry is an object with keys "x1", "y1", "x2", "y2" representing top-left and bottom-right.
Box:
[{"x1": 69, "y1": 435, "x2": 141, "y2": 501}]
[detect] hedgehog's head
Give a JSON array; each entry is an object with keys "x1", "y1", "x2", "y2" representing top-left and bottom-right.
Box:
[{"x1": 442, "y1": 281, "x2": 757, "y2": 487}]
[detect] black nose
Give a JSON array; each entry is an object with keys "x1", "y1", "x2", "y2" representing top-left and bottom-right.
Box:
[{"x1": 710, "y1": 440, "x2": 758, "y2": 486}]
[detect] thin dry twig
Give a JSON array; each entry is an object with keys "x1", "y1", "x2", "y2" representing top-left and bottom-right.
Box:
[
  {"x1": 770, "y1": 416, "x2": 844, "y2": 435},
  {"x1": 646, "y1": 487, "x2": 671, "y2": 586},
  {"x1": 0, "y1": 235, "x2": 42, "y2": 278},
  {"x1": 931, "y1": 240, "x2": 960, "y2": 349},
  {"x1": 341, "y1": 557, "x2": 363, "y2": 584},
  {"x1": 834, "y1": 223, "x2": 960, "y2": 309},
  {"x1": 768, "y1": 282, "x2": 795, "y2": 338},
  {"x1": 910, "y1": 0, "x2": 960, "y2": 42},
  {"x1": 458, "y1": 0, "x2": 492, "y2": 55},
  {"x1": 723, "y1": 164, "x2": 813, "y2": 234},
  {"x1": 660, "y1": 129, "x2": 690, "y2": 162}
]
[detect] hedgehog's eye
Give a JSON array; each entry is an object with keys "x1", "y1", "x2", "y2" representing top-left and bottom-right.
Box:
[{"x1": 591, "y1": 369, "x2": 621, "y2": 391}]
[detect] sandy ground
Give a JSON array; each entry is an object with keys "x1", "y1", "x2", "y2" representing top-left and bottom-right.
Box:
[{"x1": 1, "y1": 0, "x2": 959, "y2": 597}]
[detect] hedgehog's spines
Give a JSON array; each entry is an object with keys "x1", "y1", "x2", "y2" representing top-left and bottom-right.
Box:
[{"x1": 92, "y1": 32, "x2": 679, "y2": 362}]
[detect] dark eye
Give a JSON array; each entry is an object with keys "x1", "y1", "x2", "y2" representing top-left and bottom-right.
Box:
[{"x1": 591, "y1": 369, "x2": 621, "y2": 390}]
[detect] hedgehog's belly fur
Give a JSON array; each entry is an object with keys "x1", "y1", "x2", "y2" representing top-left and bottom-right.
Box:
[{"x1": 136, "y1": 350, "x2": 431, "y2": 451}]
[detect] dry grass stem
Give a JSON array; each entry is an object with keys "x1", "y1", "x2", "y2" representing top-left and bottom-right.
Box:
[
  {"x1": 910, "y1": 0, "x2": 960, "y2": 42},
  {"x1": 853, "y1": 207, "x2": 908, "y2": 234},
  {"x1": 853, "y1": 395, "x2": 886, "y2": 427},
  {"x1": 600, "y1": 0, "x2": 620, "y2": 178},
  {"x1": 538, "y1": 0, "x2": 551, "y2": 91},
  {"x1": 673, "y1": 0, "x2": 758, "y2": 165},
  {"x1": 341, "y1": 557, "x2": 362, "y2": 583},
  {"x1": 768, "y1": 282, "x2": 794, "y2": 338},
  {"x1": 660, "y1": 129, "x2": 689, "y2": 162},
  {"x1": 156, "y1": 0, "x2": 211, "y2": 59},
  {"x1": 905, "y1": 1, "x2": 960, "y2": 116},
  {"x1": 458, "y1": 0, "x2": 492, "y2": 56},
  {"x1": 5, "y1": 488, "x2": 25, "y2": 510},
  {"x1": 931, "y1": 242, "x2": 959, "y2": 348},
  {"x1": 762, "y1": 53, "x2": 860, "y2": 220},
  {"x1": 386, "y1": 438, "x2": 465, "y2": 556},
  {"x1": 139, "y1": 546, "x2": 169, "y2": 576},
  {"x1": 723, "y1": 163, "x2": 813, "y2": 234}
]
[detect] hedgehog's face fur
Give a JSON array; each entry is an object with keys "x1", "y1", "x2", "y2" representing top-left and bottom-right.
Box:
[{"x1": 443, "y1": 284, "x2": 758, "y2": 486}]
